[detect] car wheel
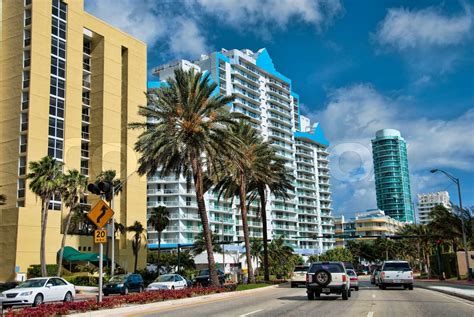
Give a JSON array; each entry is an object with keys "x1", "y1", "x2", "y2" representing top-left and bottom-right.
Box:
[
  {"x1": 139, "y1": 286, "x2": 144, "y2": 293},
  {"x1": 307, "y1": 290, "x2": 315, "y2": 300},
  {"x1": 63, "y1": 292, "x2": 73, "y2": 303},
  {"x1": 355, "y1": 286, "x2": 359, "y2": 291},
  {"x1": 342, "y1": 289, "x2": 348, "y2": 300},
  {"x1": 171, "y1": 286, "x2": 175, "y2": 290},
  {"x1": 379, "y1": 284, "x2": 386, "y2": 290},
  {"x1": 122, "y1": 287, "x2": 129, "y2": 295},
  {"x1": 33, "y1": 294, "x2": 43, "y2": 307},
  {"x1": 348, "y1": 289, "x2": 351, "y2": 297},
  {"x1": 408, "y1": 285, "x2": 414, "y2": 290},
  {"x1": 291, "y1": 283, "x2": 296, "y2": 288}
]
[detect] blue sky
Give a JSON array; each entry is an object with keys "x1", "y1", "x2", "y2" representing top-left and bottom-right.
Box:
[{"x1": 85, "y1": 0, "x2": 474, "y2": 217}]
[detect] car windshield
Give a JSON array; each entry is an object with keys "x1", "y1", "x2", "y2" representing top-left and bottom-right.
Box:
[
  {"x1": 346, "y1": 270, "x2": 356, "y2": 276},
  {"x1": 198, "y1": 270, "x2": 209, "y2": 276},
  {"x1": 294, "y1": 266, "x2": 309, "y2": 272},
  {"x1": 383, "y1": 262, "x2": 411, "y2": 271},
  {"x1": 310, "y1": 263, "x2": 344, "y2": 273},
  {"x1": 109, "y1": 275, "x2": 127, "y2": 282},
  {"x1": 156, "y1": 275, "x2": 175, "y2": 282},
  {"x1": 17, "y1": 279, "x2": 47, "y2": 288}
]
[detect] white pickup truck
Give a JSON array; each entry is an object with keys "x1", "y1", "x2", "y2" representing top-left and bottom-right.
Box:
[
  {"x1": 378, "y1": 261, "x2": 413, "y2": 290},
  {"x1": 306, "y1": 262, "x2": 350, "y2": 300}
]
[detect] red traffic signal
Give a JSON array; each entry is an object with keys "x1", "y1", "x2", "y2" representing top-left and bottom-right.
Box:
[{"x1": 435, "y1": 239, "x2": 443, "y2": 245}]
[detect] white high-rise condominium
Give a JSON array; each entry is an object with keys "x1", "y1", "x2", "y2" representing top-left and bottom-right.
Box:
[
  {"x1": 417, "y1": 191, "x2": 451, "y2": 225},
  {"x1": 146, "y1": 48, "x2": 335, "y2": 256}
]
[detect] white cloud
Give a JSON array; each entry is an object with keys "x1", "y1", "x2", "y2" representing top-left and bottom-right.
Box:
[
  {"x1": 374, "y1": 5, "x2": 472, "y2": 50},
  {"x1": 168, "y1": 19, "x2": 209, "y2": 58},
  {"x1": 195, "y1": 0, "x2": 343, "y2": 31},
  {"x1": 307, "y1": 84, "x2": 474, "y2": 214}
]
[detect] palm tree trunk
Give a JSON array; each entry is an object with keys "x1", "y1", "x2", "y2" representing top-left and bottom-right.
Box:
[
  {"x1": 57, "y1": 207, "x2": 74, "y2": 276},
  {"x1": 239, "y1": 173, "x2": 254, "y2": 284},
  {"x1": 258, "y1": 185, "x2": 270, "y2": 282},
  {"x1": 158, "y1": 231, "x2": 162, "y2": 275},
  {"x1": 192, "y1": 157, "x2": 219, "y2": 286},
  {"x1": 40, "y1": 198, "x2": 50, "y2": 277}
]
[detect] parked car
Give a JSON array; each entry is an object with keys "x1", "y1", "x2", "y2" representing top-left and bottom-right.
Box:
[
  {"x1": 378, "y1": 261, "x2": 413, "y2": 290},
  {"x1": 0, "y1": 277, "x2": 75, "y2": 308},
  {"x1": 291, "y1": 265, "x2": 309, "y2": 288},
  {"x1": 370, "y1": 266, "x2": 381, "y2": 285},
  {"x1": 103, "y1": 274, "x2": 144, "y2": 295},
  {"x1": 147, "y1": 274, "x2": 188, "y2": 291},
  {"x1": 194, "y1": 269, "x2": 225, "y2": 287},
  {"x1": 306, "y1": 262, "x2": 351, "y2": 300},
  {"x1": 346, "y1": 269, "x2": 359, "y2": 291}
]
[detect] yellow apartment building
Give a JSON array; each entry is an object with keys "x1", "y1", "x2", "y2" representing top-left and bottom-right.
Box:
[
  {"x1": 335, "y1": 209, "x2": 405, "y2": 247},
  {"x1": 0, "y1": 0, "x2": 147, "y2": 282}
]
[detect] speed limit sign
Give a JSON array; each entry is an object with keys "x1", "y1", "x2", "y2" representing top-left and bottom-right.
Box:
[{"x1": 94, "y1": 229, "x2": 107, "y2": 244}]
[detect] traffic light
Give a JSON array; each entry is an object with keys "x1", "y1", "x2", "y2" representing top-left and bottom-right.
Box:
[
  {"x1": 88, "y1": 181, "x2": 113, "y2": 201},
  {"x1": 435, "y1": 239, "x2": 443, "y2": 245}
]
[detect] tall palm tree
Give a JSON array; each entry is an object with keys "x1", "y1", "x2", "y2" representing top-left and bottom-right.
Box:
[
  {"x1": 267, "y1": 236, "x2": 295, "y2": 278},
  {"x1": 214, "y1": 121, "x2": 273, "y2": 283},
  {"x1": 27, "y1": 156, "x2": 64, "y2": 276},
  {"x1": 130, "y1": 68, "x2": 243, "y2": 286},
  {"x1": 248, "y1": 152, "x2": 294, "y2": 282},
  {"x1": 127, "y1": 221, "x2": 145, "y2": 273},
  {"x1": 147, "y1": 206, "x2": 170, "y2": 274},
  {"x1": 57, "y1": 170, "x2": 87, "y2": 276}
]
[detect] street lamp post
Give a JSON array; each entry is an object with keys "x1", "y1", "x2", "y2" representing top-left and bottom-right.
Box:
[{"x1": 430, "y1": 169, "x2": 472, "y2": 281}]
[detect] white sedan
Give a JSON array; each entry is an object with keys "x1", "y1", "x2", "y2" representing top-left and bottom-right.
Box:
[
  {"x1": 146, "y1": 274, "x2": 187, "y2": 290},
  {"x1": 0, "y1": 277, "x2": 75, "y2": 307}
]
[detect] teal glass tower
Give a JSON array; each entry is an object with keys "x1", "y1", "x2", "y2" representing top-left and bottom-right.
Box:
[{"x1": 371, "y1": 129, "x2": 414, "y2": 223}]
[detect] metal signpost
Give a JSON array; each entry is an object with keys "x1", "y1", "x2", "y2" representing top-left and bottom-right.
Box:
[{"x1": 87, "y1": 199, "x2": 114, "y2": 303}]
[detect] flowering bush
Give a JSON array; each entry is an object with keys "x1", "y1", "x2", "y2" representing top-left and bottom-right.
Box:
[{"x1": 5, "y1": 287, "x2": 228, "y2": 316}]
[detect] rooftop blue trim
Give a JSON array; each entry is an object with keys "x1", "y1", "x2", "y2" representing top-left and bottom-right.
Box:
[
  {"x1": 148, "y1": 243, "x2": 194, "y2": 250},
  {"x1": 291, "y1": 92, "x2": 299, "y2": 98},
  {"x1": 216, "y1": 52, "x2": 230, "y2": 63},
  {"x1": 294, "y1": 123, "x2": 330, "y2": 147},
  {"x1": 255, "y1": 48, "x2": 291, "y2": 84}
]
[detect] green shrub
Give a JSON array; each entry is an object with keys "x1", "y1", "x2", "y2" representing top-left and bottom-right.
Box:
[
  {"x1": 27, "y1": 265, "x2": 59, "y2": 278},
  {"x1": 63, "y1": 275, "x2": 99, "y2": 286},
  {"x1": 429, "y1": 253, "x2": 458, "y2": 279}
]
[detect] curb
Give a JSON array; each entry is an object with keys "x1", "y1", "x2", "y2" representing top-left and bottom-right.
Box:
[
  {"x1": 416, "y1": 284, "x2": 474, "y2": 302},
  {"x1": 70, "y1": 284, "x2": 279, "y2": 316}
]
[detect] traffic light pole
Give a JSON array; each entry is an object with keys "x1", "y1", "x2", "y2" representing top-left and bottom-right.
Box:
[
  {"x1": 98, "y1": 241, "x2": 103, "y2": 302},
  {"x1": 111, "y1": 186, "x2": 115, "y2": 277}
]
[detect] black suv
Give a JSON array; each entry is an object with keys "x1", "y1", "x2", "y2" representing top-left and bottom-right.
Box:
[
  {"x1": 103, "y1": 274, "x2": 144, "y2": 295},
  {"x1": 306, "y1": 262, "x2": 350, "y2": 300},
  {"x1": 194, "y1": 269, "x2": 225, "y2": 287}
]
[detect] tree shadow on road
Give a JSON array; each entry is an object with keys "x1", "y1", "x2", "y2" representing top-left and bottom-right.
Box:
[{"x1": 277, "y1": 295, "x2": 340, "y2": 301}]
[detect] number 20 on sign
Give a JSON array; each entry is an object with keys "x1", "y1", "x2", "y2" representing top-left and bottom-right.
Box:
[{"x1": 94, "y1": 229, "x2": 107, "y2": 244}]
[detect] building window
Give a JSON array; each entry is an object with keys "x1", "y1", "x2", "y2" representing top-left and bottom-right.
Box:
[
  {"x1": 51, "y1": 37, "x2": 66, "y2": 59},
  {"x1": 49, "y1": 97, "x2": 64, "y2": 118},
  {"x1": 24, "y1": 9, "x2": 31, "y2": 27},
  {"x1": 21, "y1": 112, "x2": 28, "y2": 131},
  {"x1": 20, "y1": 134, "x2": 27, "y2": 153},
  {"x1": 51, "y1": 56, "x2": 66, "y2": 78},
  {"x1": 25, "y1": 0, "x2": 32, "y2": 6},
  {"x1": 23, "y1": 50, "x2": 31, "y2": 68},
  {"x1": 18, "y1": 178, "x2": 25, "y2": 199},
  {"x1": 24, "y1": 29, "x2": 31, "y2": 47},
  {"x1": 51, "y1": 17, "x2": 66, "y2": 40},
  {"x1": 18, "y1": 157, "x2": 27, "y2": 176},
  {"x1": 50, "y1": 77, "x2": 65, "y2": 98},
  {"x1": 22, "y1": 71, "x2": 30, "y2": 89},
  {"x1": 48, "y1": 137, "x2": 63, "y2": 160},
  {"x1": 21, "y1": 92, "x2": 29, "y2": 110},
  {"x1": 48, "y1": 117, "x2": 64, "y2": 139}
]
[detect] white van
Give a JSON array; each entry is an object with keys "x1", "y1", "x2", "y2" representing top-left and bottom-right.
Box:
[{"x1": 378, "y1": 261, "x2": 413, "y2": 290}]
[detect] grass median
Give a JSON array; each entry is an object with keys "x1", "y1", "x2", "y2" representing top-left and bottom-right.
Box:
[{"x1": 236, "y1": 283, "x2": 272, "y2": 291}]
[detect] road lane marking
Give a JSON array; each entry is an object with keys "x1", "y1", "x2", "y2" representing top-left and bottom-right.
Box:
[
  {"x1": 372, "y1": 294, "x2": 376, "y2": 299},
  {"x1": 367, "y1": 312, "x2": 374, "y2": 317},
  {"x1": 240, "y1": 309, "x2": 263, "y2": 316}
]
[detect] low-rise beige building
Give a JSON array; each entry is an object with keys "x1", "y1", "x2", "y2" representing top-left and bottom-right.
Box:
[
  {"x1": 335, "y1": 209, "x2": 405, "y2": 247},
  {"x1": 0, "y1": 0, "x2": 147, "y2": 282}
]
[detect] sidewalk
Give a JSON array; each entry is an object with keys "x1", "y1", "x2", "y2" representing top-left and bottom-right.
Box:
[{"x1": 415, "y1": 279, "x2": 474, "y2": 301}]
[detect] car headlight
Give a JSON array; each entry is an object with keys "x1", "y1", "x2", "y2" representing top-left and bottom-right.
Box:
[
  {"x1": 0, "y1": 293, "x2": 5, "y2": 297},
  {"x1": 117, "y1": 284, "x2": 124, "y2": 287},
  {"x1": 19, "y1": 291, "x2": 33, "y2": 296}
]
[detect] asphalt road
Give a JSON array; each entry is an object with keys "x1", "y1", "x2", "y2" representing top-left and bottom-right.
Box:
[{"x1": 137, "y1": 277, "x2": 474, "y2": 317}]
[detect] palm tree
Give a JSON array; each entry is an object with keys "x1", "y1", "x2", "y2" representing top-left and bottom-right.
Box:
[
  {"x1": 147, "y1": 206, "x2": 170, "y2": 274},
  {"x1": 27, "y1": 156, "x2": 64, "y2": 276},
  {"x1": 214, "y1": 121, "x2": 273, "y2": 283},
  {"x1": 127, "y1": 221, "x2": 146, "y2": 273},
  {"x1": 191, "y1": 231, "x2": 222, "y2": 256},
  {"x1": 249, "y1": 238, "x2": 263, "y2": 274},
  {"x1": 248, "y1": 152, "x2": 294, "y2": 282},
  {"x1": 130, "y1": 68, "x2": 243, "y2": 286},
  {"x1": 57, "y1": 170, "x2": 87, "y2": 276},
  {"x1": 267, "y1": 236, "x2": 295, "y2": 278}
]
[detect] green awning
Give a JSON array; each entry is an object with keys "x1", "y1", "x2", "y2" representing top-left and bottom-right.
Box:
[{"x1": 60, "y1": 246, "x2": 108, "y2": 262}]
